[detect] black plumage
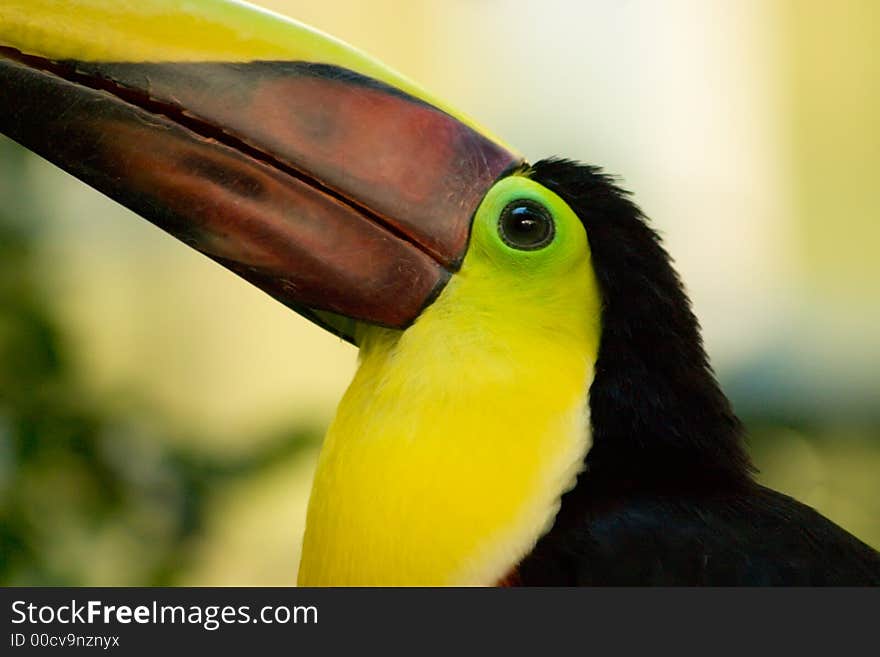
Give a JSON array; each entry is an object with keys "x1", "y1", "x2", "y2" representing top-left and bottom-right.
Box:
[{"x1": 513, "y1": 159, "x2": 880, "y2": 585}]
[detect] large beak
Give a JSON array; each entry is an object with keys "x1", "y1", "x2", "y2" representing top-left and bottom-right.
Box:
[{"x1": 0, "y1": 0, "x2": 522, "y2": 341}]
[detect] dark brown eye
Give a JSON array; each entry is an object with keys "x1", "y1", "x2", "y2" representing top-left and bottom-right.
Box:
[{"x1": 498, "y1": 200, "x2": 555, "y2": 251}]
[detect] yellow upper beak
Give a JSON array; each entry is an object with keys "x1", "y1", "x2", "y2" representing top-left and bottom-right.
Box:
[{"x1": 1, "y1": 0, "x2": 516, "y2": 149}]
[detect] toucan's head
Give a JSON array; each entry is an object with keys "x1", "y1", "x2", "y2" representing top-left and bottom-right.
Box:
[
  {"x1": 1, "y1": 0, "x2": 750, "y2": 584},
  {"x1": 0, "y1": 0, "x2": 608, "y2": 358}
]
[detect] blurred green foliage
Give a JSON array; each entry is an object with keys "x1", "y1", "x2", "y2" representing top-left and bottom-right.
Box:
[{"x1": 0, "y1": 141, "x2": 319, "y2": 585}]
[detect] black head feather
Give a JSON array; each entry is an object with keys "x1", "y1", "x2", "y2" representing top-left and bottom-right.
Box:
[{"x1": 527, "y1": 158, "x2": 754, "y2": 489}]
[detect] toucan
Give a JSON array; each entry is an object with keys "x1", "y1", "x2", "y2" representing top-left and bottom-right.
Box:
[{"x1": 1, "y1": 0, "x2": 878, "y2": 586}]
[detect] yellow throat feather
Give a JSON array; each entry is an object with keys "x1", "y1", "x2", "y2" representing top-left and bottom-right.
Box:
[{"x1": 298, "y1": 176, "x2": 602, "y2": 586}]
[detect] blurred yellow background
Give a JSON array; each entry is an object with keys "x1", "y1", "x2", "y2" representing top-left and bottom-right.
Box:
[{"x1": 1, "y1": 0, "x2": 878, "y2": 585}]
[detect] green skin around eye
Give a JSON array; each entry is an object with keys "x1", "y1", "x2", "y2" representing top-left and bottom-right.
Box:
[{"x1": 468, "y1": 175, "x2": 592, "y2": 283}]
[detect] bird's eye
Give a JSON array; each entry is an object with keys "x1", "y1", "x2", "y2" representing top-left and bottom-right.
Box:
[{"x1": 497, "y1": 200, "x2": 555, "y2": 251}]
